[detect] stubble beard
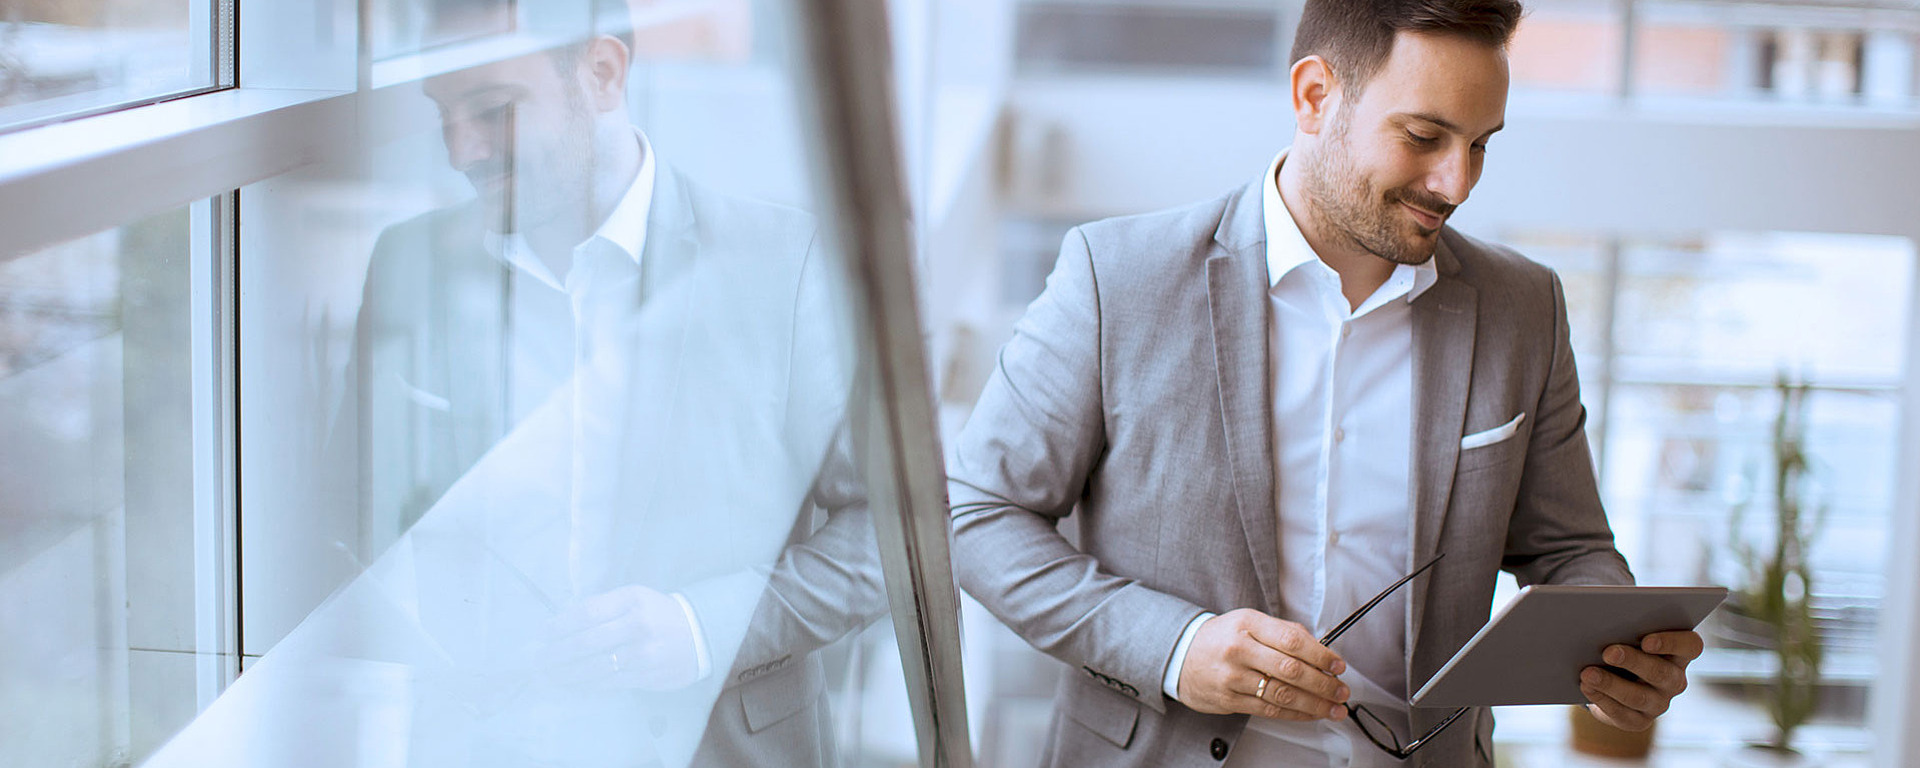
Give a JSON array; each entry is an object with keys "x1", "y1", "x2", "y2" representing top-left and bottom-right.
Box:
[{"x1": 1301, "y1": 115, "x2": 1443, "y2": 267}]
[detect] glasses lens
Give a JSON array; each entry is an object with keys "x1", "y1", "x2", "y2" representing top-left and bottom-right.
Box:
[{"x1": 1351, "y1": 705, "x2": 1405, "y2": 752}]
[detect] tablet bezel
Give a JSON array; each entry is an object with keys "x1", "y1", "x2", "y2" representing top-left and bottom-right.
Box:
[{"x1": 1408, "y1": 585, "x2": 1728, "y2": 708}]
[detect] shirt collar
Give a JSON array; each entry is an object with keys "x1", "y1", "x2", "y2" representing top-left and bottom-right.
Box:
[
  {"x1": 487, "y1": 128, "x2": 657, "y2": 290},
  {"x1": 1260, "y1": 147, "x2": 1438, "y2": 304}
]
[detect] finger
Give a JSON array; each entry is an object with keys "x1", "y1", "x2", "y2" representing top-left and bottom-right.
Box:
[
  {"x1": 1255, "y1": 678, "x2": 1346, "y2": 720},
  {"x1": 1642, "y1": 631, "x2": 1705, "y2": 663},
  {"x1": 1583, "y1": 686, "x2": 1653, "y2": 732},
  {"x1": 1604, "y1": 644, "x2": 1688, "y2": 697},
  {"x1": 1244, "y1": 618, "x2": 1346, "y2": 675},
  {"x1": 1233, "y1": 693, "x2": 1322, "y2": 722},
  {"x1": 1583, "y1": 665, "x2": 1667, "y2": 718},
  {"x1": 1234, "y1": 642, "x2": 1350, "y2": 703}
]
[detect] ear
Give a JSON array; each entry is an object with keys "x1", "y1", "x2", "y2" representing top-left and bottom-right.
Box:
[
  {"x1": 582, "y1": 34, "x2": 632, "y2": 114},
  {"x1": 1289, "y1": 55, "x2": 1339, "y2": 136}
]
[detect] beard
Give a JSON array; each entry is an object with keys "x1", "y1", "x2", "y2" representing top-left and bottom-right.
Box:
[
  {"x1": 1300, "y1": 115, "x2": 1455, "y2": 266},
  {"x1": 471, "y1": 83, "x2": 599, "y2": 237}
]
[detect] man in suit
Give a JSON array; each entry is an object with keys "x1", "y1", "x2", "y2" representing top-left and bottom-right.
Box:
[
  {"x1": 349, "y1": 4, "x2": 885, "y2": 765},
  {"x1": 948, "y1": 1, "x2": 1704, "y2": 765}
]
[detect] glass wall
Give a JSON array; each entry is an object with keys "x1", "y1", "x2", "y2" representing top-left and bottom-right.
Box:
[
  {"x1": 1499, "y1": 230, "x2": 1915, "y2": 762},
  {"x1": 0, "y1": 0, "x2": 967, "y2": 766},
  {"x1": 0, "y1": 205, "x2": 216, "y2": 766},
  {"x1": 0, "y1": 0, "x2": 223, "y2": 130}
]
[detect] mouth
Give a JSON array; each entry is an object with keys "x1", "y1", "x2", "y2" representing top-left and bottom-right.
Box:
[
  {"x1": 469, "y1": 173, "x2": 511, "y2": 196},
  {"x1": 1401, "y1": 201, "x2": 1445, "y2": 230}
]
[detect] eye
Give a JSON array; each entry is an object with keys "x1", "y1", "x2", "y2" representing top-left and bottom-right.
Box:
[
  {"x1": 1471, "y1": 142, "x2": 1489, "y2": 154},
  {"x1": 1406, "y1": 131, "x2": 1440, "y2": 146}
]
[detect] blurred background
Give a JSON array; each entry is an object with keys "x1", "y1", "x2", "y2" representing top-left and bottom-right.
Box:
[{"x1": 0, "y1": 0, "x2": 1917, "y2": 767}]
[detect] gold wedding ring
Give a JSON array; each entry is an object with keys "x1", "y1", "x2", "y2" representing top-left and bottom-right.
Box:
[{"x1": 1255, "y1": 675, "x2": 1270, "y2": 700}]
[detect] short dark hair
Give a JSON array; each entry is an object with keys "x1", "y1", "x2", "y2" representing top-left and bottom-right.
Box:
[
  {"x1": 1289, "y1": 0, "x2": 1524, "y2": 96},
  {"x1": 423, "y1": 0, "x2": 636, "y2": 69}
]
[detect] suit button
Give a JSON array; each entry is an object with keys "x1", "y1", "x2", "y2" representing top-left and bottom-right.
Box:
[{"x1": 1210, "y1": 737, "x2": 1229, "y2": 761}]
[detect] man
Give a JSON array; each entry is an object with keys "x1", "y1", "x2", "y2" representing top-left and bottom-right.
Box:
[
  {"x1": 948, "y1": 1, "x2": 1703, "y2": 765},
  {"x1": 350, "y1": 4, "x2": 884, "y2": 765}
]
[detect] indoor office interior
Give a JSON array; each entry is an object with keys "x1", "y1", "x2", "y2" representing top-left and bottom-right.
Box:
[{"x1": 0, "y1": 0, "x2": 1917, "y2": 767}]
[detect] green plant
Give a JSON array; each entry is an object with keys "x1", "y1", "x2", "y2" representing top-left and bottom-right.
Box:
[{"x1": 1728, "y1": 375, "x2": 1826, "y2": 752}]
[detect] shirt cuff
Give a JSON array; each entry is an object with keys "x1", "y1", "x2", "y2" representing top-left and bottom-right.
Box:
[
  {"x1": 671, "y1": 592, "x2": 713, "y2": 681},
  {"x1": 1163, "y1": 612, "x2": 1217, "y2": 702}
]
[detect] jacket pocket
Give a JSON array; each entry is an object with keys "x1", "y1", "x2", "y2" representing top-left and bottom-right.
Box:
[
  {"x1": 1460, "y1": 412, "x2": 1525, "y2": 450},
  {"x1": 740, "y1": 658, "x2": 823, "y2": 733},
  {"x1": 1063, "y1": 676, "x2": 1141, "y2": 749}
]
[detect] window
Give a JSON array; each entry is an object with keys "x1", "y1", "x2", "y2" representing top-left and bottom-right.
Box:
[
  {"x1": 1509, "y1": 0, "x2": 1626, "y2": 95},
  {"x1": 0, "y1": 0, "x2": 972, "y2": 765},
  {"x1": 0, "y1": 0, "x2": 228, "y2": 131},
  {"x1": 1014, "y1": 1, "x2": 1284, "y2": 76},
  {"x1": 0, "y1": 204, "x2": 222, "y2": 766},
  {"x1": 1633, "y1": 2, "x2": 1920, "y2": 107},
  {"x1": 1500, "y1": 229, "x2": 1915, "y2": 761}
]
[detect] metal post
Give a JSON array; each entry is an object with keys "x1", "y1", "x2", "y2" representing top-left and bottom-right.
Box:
[{"x1": 786, "y1": 1, "x2": 975, "y2": 767}]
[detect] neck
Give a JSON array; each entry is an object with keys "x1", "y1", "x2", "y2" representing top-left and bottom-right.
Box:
[
  {"x1": 1277, "y1": 147, "x2": 1395, "y2": 311},
  {"x1": 524, "y1": 127, "x2": 643, "y2": 274}
]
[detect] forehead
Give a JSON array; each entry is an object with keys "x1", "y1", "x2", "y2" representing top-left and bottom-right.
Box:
[{"x1": 1350, "y1": 31, "x2": 1509, "y2": 135}]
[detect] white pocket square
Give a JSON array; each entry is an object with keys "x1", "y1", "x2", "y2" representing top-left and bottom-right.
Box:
[{"x1": 1460, "y1": 412, "x2": 1526, "y2": 450}]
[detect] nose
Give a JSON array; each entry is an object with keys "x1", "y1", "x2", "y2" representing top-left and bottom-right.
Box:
[
  {"x1": 1428, "y1": 146, "x2": 1476, "y2": 207},
  {"x1": 442, "y1": 113, "x2": 502, "y2": 172}
]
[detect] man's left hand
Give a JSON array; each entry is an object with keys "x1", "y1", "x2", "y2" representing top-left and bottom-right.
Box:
[
  {"x1": 543, "y1": 584, "x2": 702, "y2": 691},
  {"x1": 1580, "y1": 630, "x2": 1704, "y2": 731}
]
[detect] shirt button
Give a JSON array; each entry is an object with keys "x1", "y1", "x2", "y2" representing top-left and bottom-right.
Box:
[
  {"x1": 1329, "y1": 531, "x2": 1342, "y2": 546},
  {"x1": 1341, "y1": 324, "x2": 1352, "y2": 338},
  {"x1": 1334, "y1": 427, "x2": 1346, "y2": 443},
  {"x1": 1211, "y1": 738, "x2": 1230, "y2": 761}
]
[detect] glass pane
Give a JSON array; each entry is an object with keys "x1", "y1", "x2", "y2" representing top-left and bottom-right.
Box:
[
  {"x1": 149, "y1": 2, "x2": 935, "y2": 765},
  {"x1": 0, "y1": 0, "x2": 216, "y2": 131},
  {"x1": 1599, "y1": 382, "x2": 1895, "y2": 746},
  {"x1": 1508, "y1": 0, "x2": 1623, "y2": 95},
  {"x1": 1616, "y1": 232, "x2": 1914, "y2": 385},
  {"x1": 0, "y1": 206, "x2": 209, "y2": 765},
  {"x1": 370, "y1": 0, "x2": 516, "y2": 61},
  {"x1": 1014, "y1": 2, "x2": 1282, "y2": 76}
]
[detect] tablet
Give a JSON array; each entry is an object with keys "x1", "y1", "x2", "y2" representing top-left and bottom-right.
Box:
[{"x1": 1409, "y1": 585, "x2": 1728, "y2": 708}]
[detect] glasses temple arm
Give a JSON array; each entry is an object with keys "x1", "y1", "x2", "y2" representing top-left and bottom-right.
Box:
[{"x1": 1319, "y1": 551, "x2": 1447, "y2": 646}]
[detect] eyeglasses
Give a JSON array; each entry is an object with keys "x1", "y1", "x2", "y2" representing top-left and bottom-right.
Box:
[{"x1": 1318, "y1": 552, "x2": 1470, "y2": 760}]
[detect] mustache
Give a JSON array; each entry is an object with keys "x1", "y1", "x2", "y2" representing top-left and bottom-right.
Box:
[{"x1": 1389, "y1": 187, "x2": 1457, "y2": 218}]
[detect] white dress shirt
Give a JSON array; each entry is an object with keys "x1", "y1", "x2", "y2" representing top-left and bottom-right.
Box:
[
  {"x1": 482, "y1": 131, "x2": 710, "y2": 680},
  {"x1": 1163, "y1": 150, "x2": 1435, "y2": 766},
  {"x1": 491, "y1": 130, "x2": 658, "y2": 425}
]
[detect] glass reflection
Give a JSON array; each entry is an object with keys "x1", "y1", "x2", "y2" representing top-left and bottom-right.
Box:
[
  {"x1": 155, "y1": 3, "x2": 893, "y2": 766},
  {"x1": 0, "y1": 207, "x2": 201, "y2": 766}
]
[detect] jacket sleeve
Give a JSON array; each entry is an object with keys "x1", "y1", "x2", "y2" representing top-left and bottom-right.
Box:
[
  {"x1": 948, "y1": 227, "x2": 1205, "y2": 714},
  {"x1": 681, "y1": 230, "x2": 888, "y2": 691}
]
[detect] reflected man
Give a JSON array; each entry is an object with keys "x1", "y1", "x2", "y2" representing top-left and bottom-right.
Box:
[{"x1": 351, "y1": 3, "x2": 885, "y2": 766}]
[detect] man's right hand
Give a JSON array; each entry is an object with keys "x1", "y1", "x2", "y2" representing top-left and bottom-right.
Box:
[{"x1": 1176, "y1": 608, "x2": 1351, "y2": 721}]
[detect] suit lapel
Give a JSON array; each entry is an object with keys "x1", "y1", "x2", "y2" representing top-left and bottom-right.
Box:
[
  {"x1": 1206, "y1": 182, "x2": 1282, "y2": 616},
  {"x1": 1408, "y1": 233, "x2": 1476, "y2": 646},
  {"x1": 609, "y1": 162, "x2": 702, "y2": 584}
]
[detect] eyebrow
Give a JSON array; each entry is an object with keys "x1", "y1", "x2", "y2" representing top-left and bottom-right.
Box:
[{"x1": 1396, "y1": 112, "x2": 1504, "y2": 139}]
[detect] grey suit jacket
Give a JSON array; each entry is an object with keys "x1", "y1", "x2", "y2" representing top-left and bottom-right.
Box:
[
  {"x1": 949, "y1": 178, "x2": 1634, "y2": 768},
  {"x1": 353, "y1": 163, "x2": 886, "y2": 767}
]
